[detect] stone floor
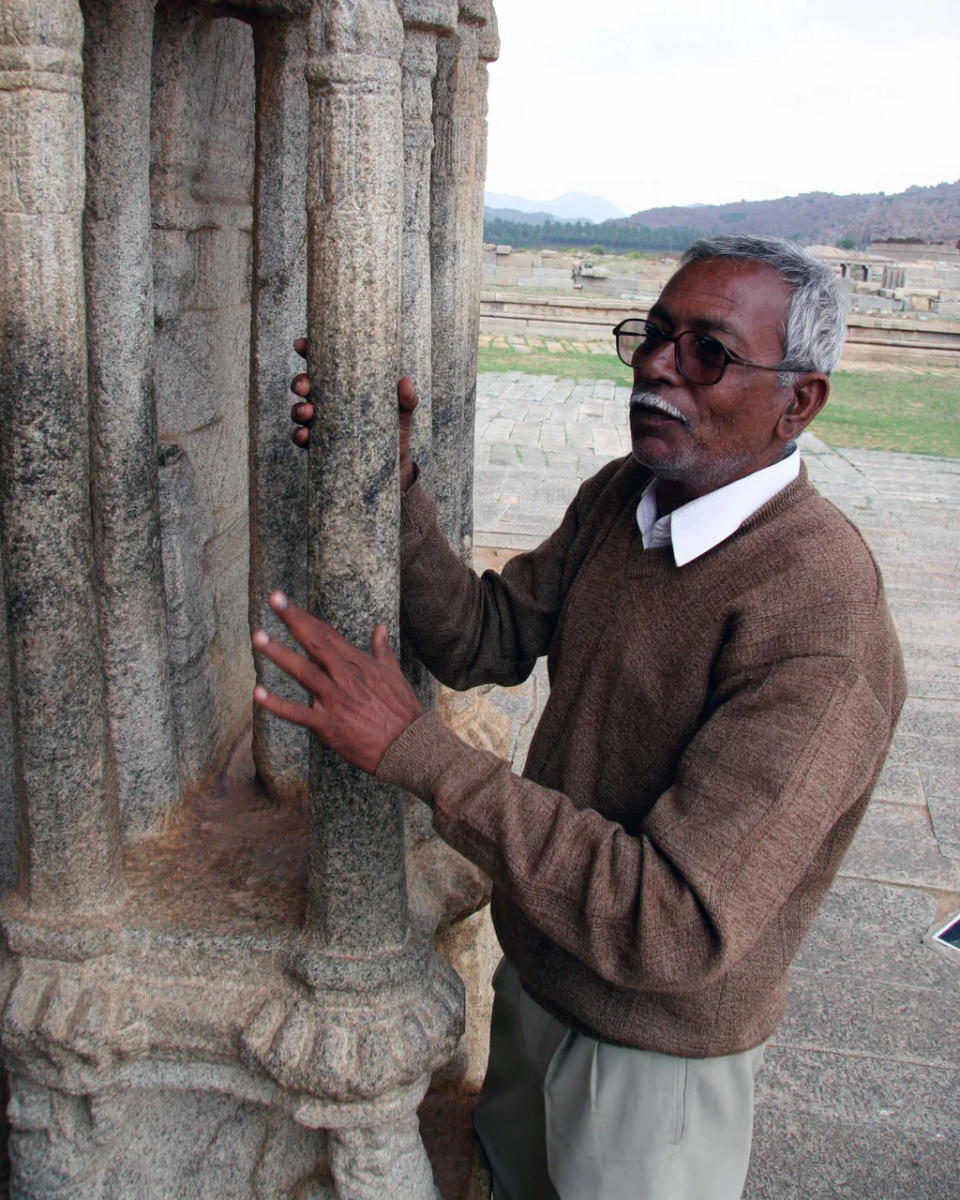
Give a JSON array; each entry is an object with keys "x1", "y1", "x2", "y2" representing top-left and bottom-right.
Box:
[{"x1": 467, "y1": 369, "x2": 960, "y2": 1200}]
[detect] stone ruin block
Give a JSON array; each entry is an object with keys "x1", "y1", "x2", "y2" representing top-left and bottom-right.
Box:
[{"x1": 0, "y1": 1, "x2": 499, "y2": 1195}]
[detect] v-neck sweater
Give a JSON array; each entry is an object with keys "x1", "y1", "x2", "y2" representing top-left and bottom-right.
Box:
[{"x1": 378, "y1": 455, "x2": 906, "y2": 1056}]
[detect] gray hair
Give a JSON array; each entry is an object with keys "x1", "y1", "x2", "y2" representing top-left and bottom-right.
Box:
[{"x1": 679, "y1": 234, "x2": 847, "y2": 384}]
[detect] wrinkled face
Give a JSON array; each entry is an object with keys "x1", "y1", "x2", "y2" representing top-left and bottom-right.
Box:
[{"x1": 629, "y1": 257, "x2": 796, "y2": 501}]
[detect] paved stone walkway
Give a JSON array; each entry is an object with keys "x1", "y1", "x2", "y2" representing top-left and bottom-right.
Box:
[{"x1": 473, "y1": 370, "x2": 960, "y2": 1199}]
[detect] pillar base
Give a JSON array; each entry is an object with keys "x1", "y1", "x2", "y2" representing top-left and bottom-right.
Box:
[{"x1": 0, "y1": 733, "x2": 462, "y2": 1200}]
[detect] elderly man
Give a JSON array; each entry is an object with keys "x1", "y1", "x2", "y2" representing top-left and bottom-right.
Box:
[{"x1": 255, "y1": 235, "x2": 905, "y2": 1200}]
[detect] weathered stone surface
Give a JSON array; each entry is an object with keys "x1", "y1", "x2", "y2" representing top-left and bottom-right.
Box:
[
  {"x1": 157, "y1": 443, "x2": 220, "y2": 785},
  {"x1": 249, "y1": 14, "x2": 310, "y2": 804},
  {"x1": 755, "y1": 1045, "x2": 958, "y2": 1139},
  {"x1": 151, "y1": 6, "x2": 256, "y2": 785},
  {"x1": 397, "y1": 23, "x2": 444, "y2": 710},
  {"x1": 303, "y1": 0, "x2": 408, "y2": 954},
  {"x1": 430, "y1": 20, "x2": 482, "y2": 555},
  {"x1": 6, "y1": 1077, "x2": 329, "y2": 1200},
  {"x1": 0, "y1": 738, "x2": 464, "y2": 1189},
  {"x1": 792, "y1": 876, "x2": 959, "y2": 989},
  {"x1": 328, "y1": 1113, "x2": 440, "y2": 1200},
  {"x1": 1, "y1": 0, "x2": 499, "y2": 1194},
  {"x1": 82, "y1": 0, "x2": 180, "y2": 837},
  {"x1": 0, "y1": 570, "x2": 14, "y2": 898},
  {"x1": 399, "y1": 25, "x2": 440, "y2": 485},
  {"x1": 840, "y1": 798, "x2": 960, "y2": 890},
  {"x1": 399, "y1": 0, "x2": 457, "y2": 32},
  {"x1": 745, "y1": 1110, "x2": 960, "y2": 1200},
  {"x1": 0, "y1": 0, "x2": 122, "y2": 914}
]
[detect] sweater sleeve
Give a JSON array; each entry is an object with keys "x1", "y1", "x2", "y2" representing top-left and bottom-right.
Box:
[
  {"x1": 398, "y1": 460, "x2": 625, "y2": 690},
  {"x1": 377, "y1": 647, "x2": 903, "y2": 994}
]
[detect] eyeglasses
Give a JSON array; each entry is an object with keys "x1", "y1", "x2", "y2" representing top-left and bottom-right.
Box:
[{"x1": 612, "y1": 319, "x2": 792, "y2": 386}]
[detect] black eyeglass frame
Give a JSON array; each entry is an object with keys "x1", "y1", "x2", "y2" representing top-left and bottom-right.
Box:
[{"x1": 611, "y1": 319, "x2": 805, "y2": 386}]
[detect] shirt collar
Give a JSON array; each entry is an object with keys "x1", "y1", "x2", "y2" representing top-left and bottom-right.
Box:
[{"x1": 636, "y1": 446, "x2": 801, "y2": 567}]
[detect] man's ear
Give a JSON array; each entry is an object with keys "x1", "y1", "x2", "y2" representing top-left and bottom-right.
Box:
[{"x1": 778, "y1": 373, "x2": 829, "y2": 440}]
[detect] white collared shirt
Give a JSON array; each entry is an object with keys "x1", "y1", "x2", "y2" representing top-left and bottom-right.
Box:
[{"x1": 636, "y1": 447, "x2": 801, "y2": 566}]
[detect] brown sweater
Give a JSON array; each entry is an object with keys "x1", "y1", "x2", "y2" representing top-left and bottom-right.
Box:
[{"x1": 377, "y1": 455, "x2": 906, "y2": 1056}]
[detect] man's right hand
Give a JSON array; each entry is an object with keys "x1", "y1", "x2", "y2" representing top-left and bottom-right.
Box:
[{"x1": 290, "y1": 337, "x2": 418, "y2": 492}]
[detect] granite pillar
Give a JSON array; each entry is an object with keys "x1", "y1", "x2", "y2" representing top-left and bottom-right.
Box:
[
  {"x1": 462, "y1": 1, "x2": 499, "y2": 556},
  {"x1": 398, "y1": 1, "x2": 456, "y2": 711},
  {"x1": 398, "y1": 0, "x2": 456, "y2": 483},
  {"x1": 429, "y1": 13, "x2": 482, "y2": 557},
  {"x1": 303, "y1": 0, "x2": 408, "y2": 952},
  {"x1": 249, "y1": 14, "x2": 310, "y2": 805},
  {"x1": 0, "y1": 0, "x2": 123, "y2": 914},
  {"x1": 81, "y1": 0, "x2": 181, "y2": 837}
]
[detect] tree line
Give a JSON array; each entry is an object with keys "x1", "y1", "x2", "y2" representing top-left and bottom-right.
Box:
[{"x1": 482, "y1": 216, "x2": 704, "y2": 253}]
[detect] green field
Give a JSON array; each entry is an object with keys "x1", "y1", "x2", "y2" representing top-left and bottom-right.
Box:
[{"x1": 477, "y1": 339, "x2": 960, "y2": 458}]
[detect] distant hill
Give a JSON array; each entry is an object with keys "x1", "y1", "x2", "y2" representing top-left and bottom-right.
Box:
[
  {"x1": 485, "y1": 190, "x2": 626, "y2": 223},
  {"x1": 623, "y1": 181, "x2": 960, "y2": 247},
  {"x1": 484, "y1": 206, "x2": 557, "y2": 227}
]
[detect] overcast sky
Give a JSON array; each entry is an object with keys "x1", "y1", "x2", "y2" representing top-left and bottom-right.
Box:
[{"x1": 485, "y1": 0, "x2": 960, "y2": 215}]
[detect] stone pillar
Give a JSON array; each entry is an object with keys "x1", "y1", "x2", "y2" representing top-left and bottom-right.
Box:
[
  {"x1": 398, "y1": 0, "x2": 456, "y2": 483},
  {"x1": 249, "y1": 14, "x2": 310, "y2": 805},
  {"x1": 294, "y1": 8, "x2": 466, "y2": 1195},
  {"x1": 463, "y1": 1, "x2": 499, "y2": 556},
  {"x1": 81, "y1": 0, "x2": 181, "y2": 837},
  {"x1": 398, "y1": 1, "x2": 456, "y2": 711},
  {"x1": 0, "y1": 0, "x2": 122, "y2": 913},
  {"x1": 303, "y1": 0, "x2": 408, "y2": 951},
  {"x1": 429, "y1": 11, "x2": 483, "y2": 557}
]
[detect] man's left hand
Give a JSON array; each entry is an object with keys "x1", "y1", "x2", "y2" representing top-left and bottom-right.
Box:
[{"x1": 252, "y1": 591, "x2": 423, "y2": 775}]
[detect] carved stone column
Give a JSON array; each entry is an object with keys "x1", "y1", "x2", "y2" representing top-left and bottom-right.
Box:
[
  {"x1": 398, "y1": 0, "x2": 456, "y2": 484},
  {"x1": 81, "y1": 0, "x2": 181, "y2": 838},
  {"x1": 249, "y1": 13, "x2": 310, "y2": 804},
  {"x1": 292, "y1": 4, "x2": 462, "y2": 1193},
  {"x1": 429, "y1": 12, "x2": 482, "y2": 558},
  {"x1": 303, "y1": 0, "x2": 407, "y2": 951},
  {"x1": 0, "y1": 0, "x2": 123, "y2": 915},
  {"x1": 464, "y1": 0, "x2": 499, "y2": 556},
  {"x1": 397, "y1": 1, "x2": 455, "y2": 711}
]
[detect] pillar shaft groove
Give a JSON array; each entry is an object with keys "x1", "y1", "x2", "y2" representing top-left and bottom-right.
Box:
[
  {"x1": 249, "y1": 14, "x2": 310, "y2": 804},
  {"x1": 304, "y1": 0, "x2": 407, "y2": 951},
  {"x1": 81, "y1": 0, "x2": 181, "y2": 838},
  {"x1": 0, "y1": 0, "x2": 122, "y2": 912}
]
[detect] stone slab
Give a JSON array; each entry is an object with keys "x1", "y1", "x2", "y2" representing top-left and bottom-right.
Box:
[
  {"x1": 744, "y1": 1110, "x2": 960, "y2": 1200},
  {"x1": 840, "y1": 800, "x2": 960, "y2": 891},
  {"x1": 778, "y1": 970, "x2": 959, "y2": 1066},
  {"x1": 792, "y1": 877, "x2": 959, "y2": 990},
  {"x1": 755, "y1": 1046, "x2": 958, "y2": 1138}
]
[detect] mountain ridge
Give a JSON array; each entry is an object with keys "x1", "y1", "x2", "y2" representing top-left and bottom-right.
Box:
[{"x1": 622, "y1": 180, "x2": 960, "y2": 246}]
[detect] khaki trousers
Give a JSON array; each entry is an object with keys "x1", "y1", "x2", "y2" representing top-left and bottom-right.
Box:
[{"x1": 473, "y1": 961, "x2": 764, "y2": 1200}]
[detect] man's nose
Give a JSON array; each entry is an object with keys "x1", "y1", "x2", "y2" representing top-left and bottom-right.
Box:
[{"x1": 635, "y1": 337, "x2": 682, "y2": 385}]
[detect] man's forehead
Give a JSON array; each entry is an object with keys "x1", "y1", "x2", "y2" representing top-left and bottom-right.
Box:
[{"x1": 654, "y1": 258, "x2": 791, "y2": 341}]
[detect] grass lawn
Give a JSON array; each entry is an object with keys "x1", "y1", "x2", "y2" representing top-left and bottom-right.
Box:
[
  {"x1": 810, "y1": 370, "x2": 960, "y2": 458},
  {"x1": 478, "y1": 340, "x2": 626, "y2": 382},
  {"x1": 477, "y1": 339, "x2": 960, "y2": 458}
]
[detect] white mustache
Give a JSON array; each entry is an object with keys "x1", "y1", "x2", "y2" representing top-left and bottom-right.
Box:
[{"x1": 629, "y1": 389, "x2": 691, "y2": 429}]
